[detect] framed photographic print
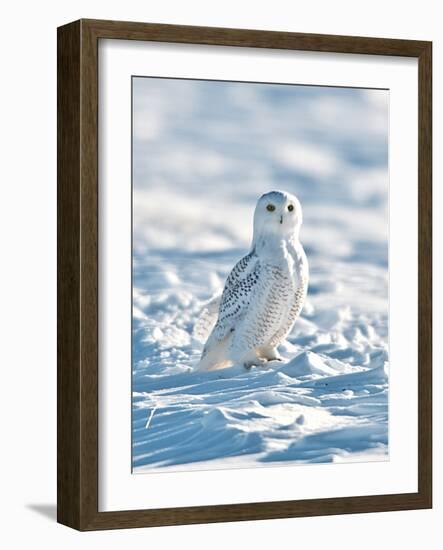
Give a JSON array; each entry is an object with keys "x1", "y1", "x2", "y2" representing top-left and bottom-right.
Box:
[{"x1": 57, "y1": 19, "x2": 432, "y2": 530}]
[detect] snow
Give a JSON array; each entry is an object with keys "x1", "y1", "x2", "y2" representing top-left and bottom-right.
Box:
[{"x1": 131, "y1": 77, "x2": 389, "y2": 472}]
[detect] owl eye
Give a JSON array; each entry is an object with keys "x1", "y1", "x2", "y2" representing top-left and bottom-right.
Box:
[
  {"x1": 288, "y1": 204, "x2": 294, "y2": 212},
  {"x1": 266, "y1": 204, "x2": 275, "y2": 212}
]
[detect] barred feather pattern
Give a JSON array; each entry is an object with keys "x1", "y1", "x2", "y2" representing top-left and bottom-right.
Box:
[
  {"x1": 200, "y1": 251, "x2": 259, "y2": 359},
  {"x1": 230, "y1": 263, "x2": 304, "y2": 353},
  {"x1": 267, "y1": 278, "x2": 308, "y2": 348},
  {"x1": 209, "y1": 252, "x2": 259, "y2": 340}
]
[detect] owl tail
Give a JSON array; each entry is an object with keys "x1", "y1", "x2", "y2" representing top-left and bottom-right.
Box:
[
  {"x1": 192, "y1": 293, "x2": 222, "y2": 344},
  {"x1": 196, "y1": 334, "x2": 232, "y2": 372}
]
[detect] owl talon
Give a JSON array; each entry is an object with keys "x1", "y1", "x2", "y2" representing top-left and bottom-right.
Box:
[
  {"x1": 257, "y1": 347, "x2": 283, "y2": 362},
  {"x1": 243, "y1": 358, "x2": 267, "y2": 369}
]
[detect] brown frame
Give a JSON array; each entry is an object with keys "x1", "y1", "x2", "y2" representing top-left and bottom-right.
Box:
[{"x1": 57, "y1": 18, "x2": 432, "y2": 531}]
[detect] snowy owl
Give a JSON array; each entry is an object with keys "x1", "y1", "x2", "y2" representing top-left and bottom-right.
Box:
[{"x1": 198, "y1": 190, "x2": 309, "y2": 371}]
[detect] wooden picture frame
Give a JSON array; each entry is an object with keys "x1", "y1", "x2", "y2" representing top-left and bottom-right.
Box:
[{"x1": 57, "y1": 19, "x2": 432, "y2": 530}]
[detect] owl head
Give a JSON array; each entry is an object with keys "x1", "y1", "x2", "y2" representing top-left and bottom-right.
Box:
[{"x1": 252, "y1": 190, "x2": 303, "y2": 245}]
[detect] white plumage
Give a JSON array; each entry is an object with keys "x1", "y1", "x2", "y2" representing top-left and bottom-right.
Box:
[{"x1": 198, "y1": 190, "x2": 309, "y2": 371}]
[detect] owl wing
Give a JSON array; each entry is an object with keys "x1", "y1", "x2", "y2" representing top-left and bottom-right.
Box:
[{"x1": 202, "y1": 250, "x2": 260, "y2": 350}]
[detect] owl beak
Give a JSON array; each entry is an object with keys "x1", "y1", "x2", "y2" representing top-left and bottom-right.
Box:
[{"x1": 279, "y1": 215, "x2": 283, "y2": 224}]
